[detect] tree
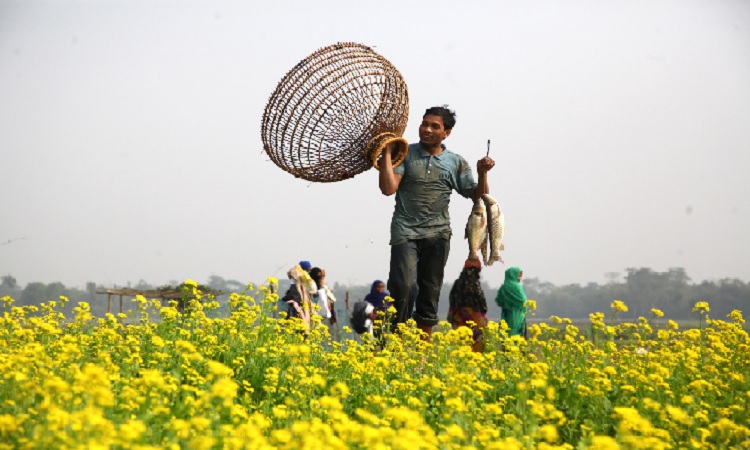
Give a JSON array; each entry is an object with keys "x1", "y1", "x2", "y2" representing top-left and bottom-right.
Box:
[
  {"x1": 623, "y1": 267, "x2": 692, "y2": 319},
  {"x1": 1, "y1": 275, "x2": 17, "y2": 290},
  {"x1": 46, "y1": 282, "x2": 67, "y2": 300},
  {"x1": 86, "y1": 282, "x2": 97, "y2": 302},
  {"x1": 20, "y1": 282, "x2": 48, "y2": 305},
  {"x1": 208, "y1": 275, "x2": 227, "y2": 291},
  {"x1": 604, "y1": 272, "x2": 621, "y2": 284},
  {"x1": 224, "y1": 279, "x2": 245, "y2": 293}
]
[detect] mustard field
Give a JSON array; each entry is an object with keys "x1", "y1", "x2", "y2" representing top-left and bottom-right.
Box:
[{"x1": 0, "y1": 279, "x2": 748, "y2": 449}]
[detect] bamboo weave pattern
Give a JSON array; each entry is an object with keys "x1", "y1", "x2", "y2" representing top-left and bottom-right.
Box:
[{"x1": 262, "y1": 42, "x2": 409, "y2": 182}]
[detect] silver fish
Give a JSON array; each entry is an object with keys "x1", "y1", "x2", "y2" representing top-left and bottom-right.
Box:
[
  {"x1": 482, "y1": 194, "x2": 505, "y2": 265},
  {"x1": 465, "y1": 198, "x2": 488, "y2": 263}
]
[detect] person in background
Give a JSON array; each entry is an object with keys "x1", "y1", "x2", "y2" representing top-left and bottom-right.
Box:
[
  {"x1": 309, "y1": 267, "x2": 339, "y2": 341},
  {"x1": 323, "y1": 278, "x2": 338, "y2": 326},
  {"x1": 447, "y1": 261, "x2": 488, "y2": 352},
  {"x1": 350, "y1": 301, "x2": 378, "y2": 336},
  {"x1": 283, "y1": 261, "x2": 313, "y2": 298},
  {"x1": 364, "y1": 280, "x2": 388, "y2": 312},
  {"x1": 310, "y1": 267, "x2": 336, "y2": 324},
  {"x1": 281, "y1": 260, "x2": 315, "y2": 320},
  {"x1": 495, "y1": 266, "x2": 528, "y2": 337},
  {"x1": 363, "y1": 279, "x2": 390, "y2": 339},
  {"x1": 299, "y1": 260, "x2": 312, "y2": 273}
]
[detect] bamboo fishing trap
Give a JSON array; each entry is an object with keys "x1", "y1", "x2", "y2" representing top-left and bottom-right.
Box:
[{"x1": 261, "y1": 42, "x2": 410, "y2": 182}]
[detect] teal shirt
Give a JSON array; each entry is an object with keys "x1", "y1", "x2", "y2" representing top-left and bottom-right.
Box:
[{"x1": 390, "y1": 143, "x2": 477, "y2": 245}]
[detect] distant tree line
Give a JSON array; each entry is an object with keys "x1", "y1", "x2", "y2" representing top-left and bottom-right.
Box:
[
  {"x1": 521, "y1": 267, "x2": 748, "y2": 321},
  {"x1": 2, "y1": 267, "x2": 747, "y2": 322},
  {"x1": 330, "y1": 267, "x2": 748, "y2": 322}
]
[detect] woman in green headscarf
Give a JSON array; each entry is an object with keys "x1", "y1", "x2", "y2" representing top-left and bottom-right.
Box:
[{"x1": 495, "y1": 267, "x2": 527, "y2": 337}]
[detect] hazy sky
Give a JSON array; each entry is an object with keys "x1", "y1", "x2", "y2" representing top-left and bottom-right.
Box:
[{"x1": 2, "y1": 0, "x2": 749, "y2": 291}]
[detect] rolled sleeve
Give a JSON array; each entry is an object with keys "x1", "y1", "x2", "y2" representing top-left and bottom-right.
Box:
[{"x1": 455, "y1": 157, "x2": 477, "y2": 198}]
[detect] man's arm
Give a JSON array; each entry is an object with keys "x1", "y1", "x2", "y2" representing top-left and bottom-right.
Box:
[
  {"x1": 379, "y1": 144, "x2": 403, "y2": 196},
  {"x1": 471, "y1": 156, "x2": 495, "y2": 201}
]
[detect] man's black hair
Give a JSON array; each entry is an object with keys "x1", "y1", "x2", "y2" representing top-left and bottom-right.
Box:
[{"x1": 424, "y1": 105, "x2": 457, "y2": 130}]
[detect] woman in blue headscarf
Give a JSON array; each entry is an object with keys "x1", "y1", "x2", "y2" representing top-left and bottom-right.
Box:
[
  {"x1": 495, "y1": 267, "x2": 527, "y2": 337},
  {"x1": 364, "y1": 280, "x2": 388, "y2": 311}
]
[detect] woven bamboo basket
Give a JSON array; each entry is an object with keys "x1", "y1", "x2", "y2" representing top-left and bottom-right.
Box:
[{"x1": 261, "y1": 42, "x2": 409, "y2": 182}]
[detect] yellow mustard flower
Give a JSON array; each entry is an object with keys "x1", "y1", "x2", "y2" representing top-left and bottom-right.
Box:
[
  {"x1": 611, "y1": 300, "x2": 628, "y2": 312},
  {"x1": 692, "y1": 301, "x2": 710, "y2": 314}
]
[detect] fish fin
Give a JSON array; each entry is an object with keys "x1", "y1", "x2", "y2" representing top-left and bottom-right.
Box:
[{"x1": 487, "y1": 252, "x2": 502, "y2": 267}]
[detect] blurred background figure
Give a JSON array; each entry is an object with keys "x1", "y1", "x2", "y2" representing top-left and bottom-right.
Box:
[
  {"x1": 495, "y1": 266, "x2": 528, "y2": 338},
  {"x1": 363, "y1": 279, "x2": 389, "y2": 340},
  {"x1": 447, "y1": 261, "x2": 488, "y2": 352},
  {"x1": 280, "y1": 260, "x2": 314, "y2": 315},
  {"x1": 281, "y1": 261, "x2": 318, "y2": 334},
  {"x1": 310, "y1": 267, "x2": 339, "y2": 340},
  {"x1": 350, "y1": 300, "x2": 378, "y2": 337},
  {"x1": 364, "y1": 280, "x2": 388, "y2": 312}
]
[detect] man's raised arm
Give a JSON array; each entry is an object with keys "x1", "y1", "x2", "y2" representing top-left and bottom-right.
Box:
[{"x1": 379, "y1": 144, "x2": 402, "y2": 196}]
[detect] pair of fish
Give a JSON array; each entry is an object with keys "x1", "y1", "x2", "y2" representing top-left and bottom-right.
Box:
[{"x1": 465, "y1": 194, "x2": 505, "y2": 266}]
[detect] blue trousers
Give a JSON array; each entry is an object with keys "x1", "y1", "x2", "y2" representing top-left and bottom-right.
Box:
[{"x1": 387, "y1": 237, "x2": 450, "y2": 327}]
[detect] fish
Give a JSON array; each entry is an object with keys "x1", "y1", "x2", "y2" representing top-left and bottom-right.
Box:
[
  {"x1": 482, "y1": 194, "x2": 505, "y2": 266},
  {"x1": 465, "y1": 198, "x2": 488, "y2": 263}
]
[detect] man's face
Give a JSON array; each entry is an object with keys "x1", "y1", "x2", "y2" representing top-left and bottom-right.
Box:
[{"x1": 419, "y1": 114, "x2": 451, "y2": 146}]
